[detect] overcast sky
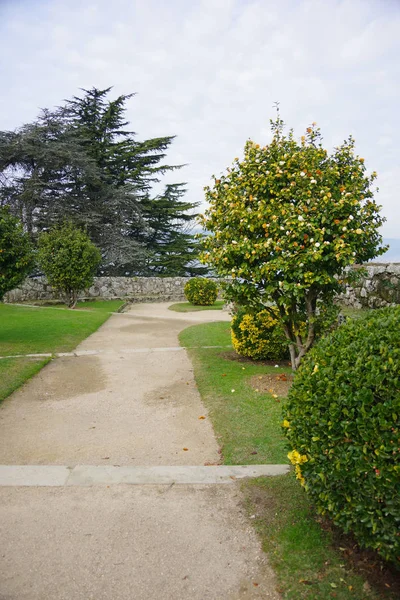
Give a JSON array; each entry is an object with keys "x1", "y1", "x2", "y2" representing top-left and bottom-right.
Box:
[{"x1": 1, "y1": 0, "x2": 399, "y2": 239}]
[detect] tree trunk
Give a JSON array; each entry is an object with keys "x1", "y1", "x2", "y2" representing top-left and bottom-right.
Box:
[{"x1": 68, "y1": 290, "x2": 78, "y2": 309}]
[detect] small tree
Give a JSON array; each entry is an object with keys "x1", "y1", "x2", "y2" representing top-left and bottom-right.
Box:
[
  {"x1": 0, "y1": 207, "x2": 33, "y2": 301},
  {"x1": 201, "y1": 114, "x2": 386, "y2": 369},
  {"x1": 38, "y1": 222, "x2": 101, "y2": 308}
]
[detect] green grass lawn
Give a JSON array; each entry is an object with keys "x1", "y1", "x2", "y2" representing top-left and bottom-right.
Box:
[
  {"x1": 0, "y1": 300, "x2": 124, "y2": 403},
  {"x1": 168, "y1": 300, "x2": 225, "y2": 312},
  {"x1": 180, "y1": 320, "x2": 232, "y2": 347},
  {"x1": 339, "y1": 305, "x2": 368, "y2": 319},
  {"x1": 180, "y1": 320, "x2": 396, "y2": 600},
  {"x1": 180, "y1": 322, "x2": 289, "y2": 464},
  {"x1": 0, "y1": 300, "x2": 124, "y2": 356},
  {"x1": 0, "y1": 357, "x2": 51, "y2": 404}
]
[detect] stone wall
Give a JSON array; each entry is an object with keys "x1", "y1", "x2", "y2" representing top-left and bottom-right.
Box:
[
  {"x1": 4, "y1": 276, "x2": 193, "y2": 304},
  {"x1": 4, "y1": 264, "x2": 400, "y2": 307},
  {"x1": 338, "y1": 263, "x2": 400, "y2": 309}
]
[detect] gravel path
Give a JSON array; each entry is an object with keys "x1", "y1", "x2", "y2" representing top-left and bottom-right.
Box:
[{"x1": 0, "y1": 303, "x2": 281, "y2": 599}]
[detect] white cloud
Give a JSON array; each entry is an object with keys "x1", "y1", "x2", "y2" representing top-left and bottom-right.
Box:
[{"x1": 0, "y1": 0, "x2": 399, "y2": 236}]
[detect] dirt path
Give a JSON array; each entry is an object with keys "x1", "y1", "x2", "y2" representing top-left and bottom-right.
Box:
[{"x1": 0, "y1": 303, "x2": 281, "y2": 599}]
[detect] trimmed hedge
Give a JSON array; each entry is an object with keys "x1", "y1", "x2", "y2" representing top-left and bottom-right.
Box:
[
  {"x1": 283, "y1": 307, "x2": 400, "y2": 564},
  {"x1": 184, "y1": 278, "x2": 218, "y2": 306},
  {"x1": 231, "y1": 308, "x2": 289, "y2": 361}
]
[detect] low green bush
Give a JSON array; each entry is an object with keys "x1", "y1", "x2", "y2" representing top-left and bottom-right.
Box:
[
  {"x1": 231, "y1": 308, "x2": 289, "y2": 361},
  {"x1": 184, "y1": 278, "x2": 218, "y2": 306},
  {"x1": 283, "y1": 307, "x2": 400, "y2": 564}
]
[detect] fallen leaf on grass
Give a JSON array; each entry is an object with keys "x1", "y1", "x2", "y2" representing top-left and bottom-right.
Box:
[
  {"x1": 183, "y1": 448, "x2": 189, "y2": 451},
  {"x1": 250, "y1": 451, "x2": 258, "y2": 455},
  {"x1": 221, "y1": 373, "x2": 227, "y2": 377},
  {"x1": 253, "y1": 582, "x2": 259, "y2": 587},
  {"x1": 198, "y1": 416, "x2": 206, "y2": 420},
  {"x1": 299, "y1": 579, "x2": 316, "y2": 585},
  {"x1": 330, "y1": 583, "x2": 337, "y2": 588}
]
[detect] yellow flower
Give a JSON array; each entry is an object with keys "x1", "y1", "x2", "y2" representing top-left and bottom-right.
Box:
[
  {"x1": 355, "y1": 228, "x2": 362, "y2": 234},
  {"x1": 282, "y1": 420, "x2": 290, "y2": 428},
  {"x1": 295, "y1": 465, "x2": 305, "y2": 486},
  {"x1": 288, "y1": 449, "x2": 301, "y2": 464},
  {"x1": 288, "y1": 449, "x2": 308, "y2": 465}
]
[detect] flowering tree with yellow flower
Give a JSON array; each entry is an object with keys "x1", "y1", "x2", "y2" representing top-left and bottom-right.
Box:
[{"x1": 200, "y1": 114, "x2": 386, "y2": 370}]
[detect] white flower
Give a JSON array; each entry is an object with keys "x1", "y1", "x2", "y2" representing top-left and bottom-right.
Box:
[
  {"x1": 299, "y1": 262, "x2": 304, "y2": 267},
  {"x1": 286, "y1": 231, "x2": 290, "y2": 235},
  {"x1": 315, "y1": 242, "x2": 320, "y2": 247},
  {"x1": 310, "y1": 179, "x2": 317, "y2": 184},
  {"x1": 352, "y1": 252, "x2": 356, "y2": 256},
  {"x1": 342, "y1": 227, "x2": 347, "y2": 232},
  {"x1": 280, "y1": 226, "x2": 285, "y2": 230},
  {"x1": 349, "y1": 215, "x2": 354, "y2": 220},
  {"x1": 231, "y1": 389, "x2": 235, "y2": 393},
  {"x1": 300, "y1": 171, "x2": 306, "y2": 177},
  {"x1": 279, "y1": 161, "x2": 285, "y2": 165},
  {"x1": 298, "y1": 215, "x2": 304, "y2": 221},
  {"x1": 274, "y1": 364, "x2": 279, "y2": 368},
  {"x1": 232, "y1": 240, "x2": 238, "y2": 244},
  {"x1": 324, "y1": 241, "x2": 330, "y2": 245},
  {"x1": 310, "y1": 238, "x2": 314, "y2": 242},
  {"x1": 266, "y1": 170, "x2": 270, "y2": 175}
]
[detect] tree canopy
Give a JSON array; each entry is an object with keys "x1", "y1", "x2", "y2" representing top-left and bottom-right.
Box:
[
  {"x1": 0, "y1": 207, "x2": 33, "y2": 301},
  {"x1": 201, "y1": 114, "x2": 386, "y2": 369},
  {"x1": 37, "y1": 222, "x2": 101, "y2": 308},
  {"x1": 0, "y1": 87, "x2": 202, "y2": 276}
]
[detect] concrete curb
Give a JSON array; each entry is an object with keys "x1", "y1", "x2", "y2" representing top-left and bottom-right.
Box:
[
  {"x1": 0, "y1": 464, "x2": 289, "y2": 486},
  {"x1": 0, "y1": 346, "x2": 233, "y2": 360}
]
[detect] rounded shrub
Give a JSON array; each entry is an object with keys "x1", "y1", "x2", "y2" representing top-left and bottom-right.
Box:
[
  {"x1": 184, "y1": 277, "x2": 218, "y2": 306},
  {"x1": 283, "y1": 307, "x2": 400, "y2": 564},
  {"x1": 231, "y1": 308, "x2": 289, "y2": 361}
]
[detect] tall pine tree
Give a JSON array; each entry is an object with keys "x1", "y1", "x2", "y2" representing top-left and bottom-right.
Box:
[
  {"x1": 0, "y1": 87, "x2": 203, "y2": 276},
  {"x1": 134, "y1": 183, "x2": 208, "y2": 276}
]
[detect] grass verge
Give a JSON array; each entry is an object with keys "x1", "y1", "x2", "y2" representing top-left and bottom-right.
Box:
[
  {"x1": 179, "y1": 321, "x2": 290, "y2": 464},
  {"x1": 244, "y1": 476, "x2": 398, "y2": 600},
  {"x1": 168, "y1": 300, "x2": 225, "y2": 312},
  {"x1": 0, "y1": 299, "x2": 123, "y2": 403},
  {"x1": 0, "y1": 300, "x2": 124, "y2": 356},
  {"x1": 0, "y1": 357, "x2": 51, "y2": 404},
  {"x1": 180, "y1": 320, "x2": 398, "y2": 600},
  {"x1": 180, "y1": 320, "x2": 232, "y2": 347}
]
